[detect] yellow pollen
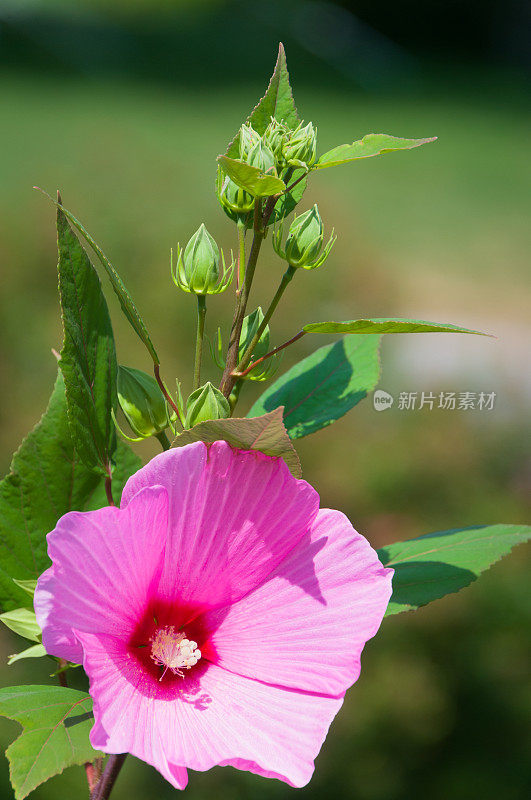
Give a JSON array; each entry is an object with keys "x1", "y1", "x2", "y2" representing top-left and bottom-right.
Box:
[{"x1": 150, "y1": 626, "x2": 201, "y2": 681}]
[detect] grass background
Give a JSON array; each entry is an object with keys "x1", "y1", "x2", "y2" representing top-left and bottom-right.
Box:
[{"x1": 0, "y1": 2, "x2": 529, "y2": 798}]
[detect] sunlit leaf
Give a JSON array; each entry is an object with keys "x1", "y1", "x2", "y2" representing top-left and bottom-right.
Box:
[
  {"x1": 303, "y1": 318, "x2": 491, "y2": 336},
  {"x1": 218, "y1": 156, "x2": 285, "y2": 197},
  {"x1": 315, "y1": 134, "x2": 436, "y2": 169},
  {"x1": 249, "y1": 336, "x2": 381, "y2": 438},
  {"x1": 57, "y1": 203, "x2": 117, "y2": 476},
  {"x1": 172, "y1": 407, "x2": 301, "y2": 478},
  {"x1": 0, "y1": 372, "x2": 100, "y2": 612},
  {"x1": 0, "y1": 609, "x2": 40, "y2": 643},
  {"x1": 379, "y1": 524, "x2": 531, "y2": 615},
  {"x1": 226, "y1": 43, "x2": 299, "y2": 157},
  {"x1": 7, "y1": 645, "x2": 47, "y2": 667},
  {"x1": 0, "y1": 685, "x2": 100, "y2": 799},
  {"x1": 37, "y1": 189, "x2": 159, "y2": 364}
]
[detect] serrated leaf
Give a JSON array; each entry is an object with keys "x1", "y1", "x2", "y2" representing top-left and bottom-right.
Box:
[
  {"x1": 84, "y1": 439, "x2": 142, "y2": 511},
  {"x1": 226, "y1": 43, "x2": 299, "y2": 157},
  {"x1": 378, "y1": 524, "x2": 531, "y2": 615},
  {"x1": 0, "y1": 609, "x2": 41, "y2": 643},
  {"x1": 303, "y1": 318, "x2": 491, "y2": 336},
  {"x1": 57, "y1": 203, "x2": 117, "y2": 476},
  {"x1": 315, "y1": 134, "x2": 437, "y2": 169},
  {"x1": 0, "y1": 372, "x2": 101, "y2": 612},
  {"x1": 217, "y1": 156, "x2": 285, "y2": 197},
  {"x1": 172, "y1": 407, "x2": 301, "y2": 478},
  {"x1": 38, "y1": 189, "x2": 159, "y2": 364},
  {"x1": 12, "y1": 581, "x2": 37, "y2": 600},
  {"x1": 249, "y1": 336, "x2": 381, "y2": 439},
  {"x1": 0, "y1": 685, "x2": 100, "y2": 799},
  {"x1": 8, "y1": 645, "x2": 47, "y2": 667}
]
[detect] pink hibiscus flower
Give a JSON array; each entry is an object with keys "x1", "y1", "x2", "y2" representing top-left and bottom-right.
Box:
[{"x1": 34, "y1": 442, "x2": 392, "y2": 789}]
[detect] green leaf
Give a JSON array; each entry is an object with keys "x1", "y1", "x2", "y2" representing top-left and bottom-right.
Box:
[
  {"x1": 0, "y1": 685, "x2": 101, "y2": 799},
  {"x1": 172, "y1": 407, "x2": 301, "y2": 478},
  {"x1": 227, "y1": 43, "x2": 299, "y2": 157},
  {"x1": 0, "y1": 609, "x2": 41, "y2": 643},
  {"x1": 303, "y1": 318, "x2": 491, "y2": 336},
  {"x1": 84, "y1": 438, "x2": 142, "y2": 511},
  {"x1": 249, "y1": 336, "x2": 381, "y2": 439},
  {"x1": 315, "y1": 133, "x2": 437, "y2": 169},
  {"x1": 378, "y1": 524, "x2": 531, "y2": 616},
  {"x1": 57, "y1": 203, "x2": 118, "y2": 476},
  {"x1": 271, "y1": 168, "x2": 307, "y2": 225},
  {"x1": 217, "y1": 156, "x2": 285, "y2": 197},
  {"x1": 12, "y1": 581, "x2": 37, "y2": 601},
  {"x1": 7, "y1": 645, "x2": 47, "y2": 667},
  {"x1": 0, "y1": 372, "x2": 101, "y2": 612},
  {"x1": 37, "y1": 189, "x2": 159, "y2": 364}
]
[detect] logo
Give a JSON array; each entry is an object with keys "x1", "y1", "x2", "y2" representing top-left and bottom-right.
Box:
[{"x1": 373, "y1": 390, "x2": 394, "y2": 411}]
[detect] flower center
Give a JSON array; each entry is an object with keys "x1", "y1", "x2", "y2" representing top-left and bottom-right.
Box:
[{"x1": 150, "y1": 626, "x2": 201, "y2": 681}]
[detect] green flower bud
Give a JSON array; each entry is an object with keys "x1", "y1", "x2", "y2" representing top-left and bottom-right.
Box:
[
  {"x1": 247, "y1": 139, "x2": 276, "y2": 175},
  {"x1": 264, "y1": 117, "x2": 289, "y2": 162},
  {"x1": 273, "y1": 204, "x2": 336, "y2": 270},
  {"x1": 282, "y1": 121, "x2": 317, "y2": 168},
  {"x1": 238, "y1": 307, "x2": 280, "y2": 381},
  {"x1": 238, "y1": 123, "x2": 260, "y2": 160},
  {"x1": 185, "y1": 382, "x2": 230, "y2": 428},
  {"x1": 117, "y1": 365, "x2": 170, "y2": 440},
  {"x1": 218, "y1": 172, "x2": 255, "y2": 215},
  {"x1": 172, "y1": 223, "x2": 233, "y2": 295}
]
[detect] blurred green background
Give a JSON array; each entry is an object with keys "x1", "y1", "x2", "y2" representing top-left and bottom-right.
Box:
[{"x1": 0, "y1": 1, "x2": 530, "y2": 799}]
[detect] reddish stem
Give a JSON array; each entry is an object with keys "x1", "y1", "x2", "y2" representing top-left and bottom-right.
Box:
[
  {"x1": 154, "y1": 364, "x2": 183, "y2": 427},
  {"x1": 234, "y1": 330, "x2": 306, "y2": 378}
]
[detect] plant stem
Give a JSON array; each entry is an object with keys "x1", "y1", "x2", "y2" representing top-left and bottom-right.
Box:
[
  {"x1": 104, "y1": 475, "x2": 115, "y2": 507},
  {"x1": 57, "y1": 659, "x2": 68, "y2": 688},
  {"x1": 236, "y1": 265, "x2": 296, "y2": 374},
  {"x1": 237, "y1": 220, "x2": 246, "y2": 290},
  {"x1": 220, "y1": 199, "x2": 264, "y2": 397},
  {"x1": 193, "y1": 294, "x2": 207, "y2": 390},
  {"x1": 155, "y1": 430, "x2": 171, "y2": 451},
  {"x1": 90, "y1": 754, "x2": 127, "y2": 800},
  {"x1": 235, "y1": 330, "x2": 306, "y2": 379},
  {"x1": 154, "y1": 364, "x2": 183, "y2": 428}
]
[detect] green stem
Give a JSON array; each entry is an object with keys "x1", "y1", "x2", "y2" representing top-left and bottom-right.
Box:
[
  {"x1": 193, "y1": 294, "x2": 207, "y2": 390},
  {"x1": 155, "y1": 430, "x2": 171, "y2": 451},
  {"x1": 220, "y1": 199, "x2": 264, "y2": 397},
  {"x1": 237, "y1": 220, "x2": 246, "y2": 290},
  {"x1": 228, "y1": 378, "x2": 243, "y2": 415},
  {"x1": 236, "y1": 265, "x2": 296, "y2": 374}
]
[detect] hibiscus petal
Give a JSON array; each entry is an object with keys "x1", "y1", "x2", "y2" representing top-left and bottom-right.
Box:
[
  {"x1": 203, "y1": 509, "x2": 393, "y2": 696},
  {"x1": 80, "y1": 631, "x2": 342, "y2": 789},
  {"x1": 121, "y1": 442, "x2": 319, "y2": 611},
  {"x1": 35, "y1": 486, "x2": 168, "y2": 655}
]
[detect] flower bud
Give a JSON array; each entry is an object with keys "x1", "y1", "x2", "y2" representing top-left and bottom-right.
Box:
[
  {"x1": 247, "y1": 139, "x2": 276, "y2": 175},
  {"x1": 117, "y1": 366, "x2": 170, "y2": 440},
  {"x1": 185, "y1": 382, "x2": 230, "y2": 428},
  {"x1": 282, "y1": 121, "x2": 317, "y2": 168},
  {"x1": 238, "y1": 307, "x2": 280, "y2": 381},
  {"x1": 172, "y1": 223, "x2": 233, "y2": 295},
  {"x1": 218, "y1": 172, "x2": 255, "y2": 215},
  {"x1": 273, "y1": 204, "x2": 336, "y2": 270},
  {"x1": 238, "y1": 123, "x2": 260, "y2": 160},
  {"x1": 264, "y1": 117, "x2": 289, "y2": 163}
]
